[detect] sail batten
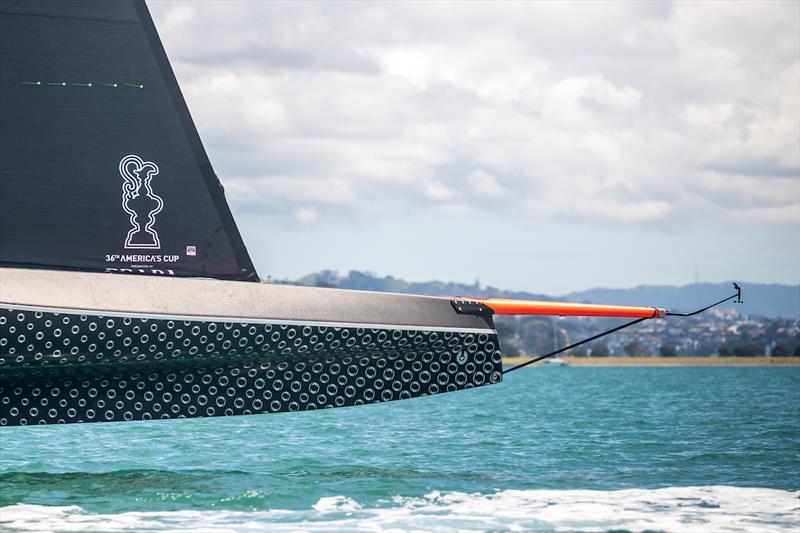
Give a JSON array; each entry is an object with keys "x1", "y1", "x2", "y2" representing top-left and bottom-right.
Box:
[{"x1": 0, "y1": 0, "x2": 259, "y2": 281}]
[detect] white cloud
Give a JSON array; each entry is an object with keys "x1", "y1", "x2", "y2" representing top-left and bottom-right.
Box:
[
  {"x1": 467, "y1": 170, "x2": 505, "y2": 198},
  {"x1": 149, "y1": 0, "x2": 800, "y2": 231},
  {"x1": 543, "y1": 76, "x2": 642, "y2": 126},
  {"x1": 292, "y1": 206, "x2": 318, "y2": 225},
  {"x1": 423, "y1": 180, "x2": 459, "y2": 202}
]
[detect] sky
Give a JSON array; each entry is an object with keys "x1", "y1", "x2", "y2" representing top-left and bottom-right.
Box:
[{"x1": 148, "y1": 1, "x2": 800, "y2": 295}]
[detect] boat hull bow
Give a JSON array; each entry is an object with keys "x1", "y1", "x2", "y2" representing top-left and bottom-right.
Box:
[{"x1": 0, "y1": 269, "x2": 502, "y2": 426}]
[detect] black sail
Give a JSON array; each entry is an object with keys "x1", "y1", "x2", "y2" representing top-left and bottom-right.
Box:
[{"x1": 0, "y1": 0, "x2": 258, "y2": 281}]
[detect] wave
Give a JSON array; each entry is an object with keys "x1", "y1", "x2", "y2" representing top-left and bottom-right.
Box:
[{"x1": 1, "y1": 486, "x2": 797, "y2": 532}]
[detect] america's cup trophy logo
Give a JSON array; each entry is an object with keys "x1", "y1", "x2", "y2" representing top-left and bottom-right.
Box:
[{"x1": 119, "y1": 154, "x2": 164, "y2": 249}]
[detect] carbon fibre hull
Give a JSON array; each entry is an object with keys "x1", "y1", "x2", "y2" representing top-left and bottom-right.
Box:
[{"x1": 0, "y1": 269, "x2": 502, "y2": 426}]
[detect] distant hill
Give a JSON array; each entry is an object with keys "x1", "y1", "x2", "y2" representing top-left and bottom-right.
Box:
[
  {"x1": 295, "y1": 270, "x2": 553, "y2": 301},
  {"x1": 565, "y1": 282, "x2": 800, "y2": 320},
  {"x1": 293, "y1": 271, "x2": 799, "y2": 319}
]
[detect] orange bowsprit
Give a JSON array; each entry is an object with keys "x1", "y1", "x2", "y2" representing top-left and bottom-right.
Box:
[{"x1": 474, "y1": 298, "x2": 666, "y2": 319}]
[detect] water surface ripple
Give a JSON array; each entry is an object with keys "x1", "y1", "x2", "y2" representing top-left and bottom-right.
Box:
[{"x1": 1, "y1": 367, "x2": 798, "y2": 532}]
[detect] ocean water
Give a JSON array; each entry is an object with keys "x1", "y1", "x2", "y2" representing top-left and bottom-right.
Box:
[{"x1": 0, "y1": 366, "x2": 798, "y2": 532}]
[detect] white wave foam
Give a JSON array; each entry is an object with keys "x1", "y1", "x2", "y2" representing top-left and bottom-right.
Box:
[
  {"x1": 1, "y1": 486, "x2": 797, "y2": 532},
  {"x1": 312, "y1": 495, "x2": 362, "y2": 513}
]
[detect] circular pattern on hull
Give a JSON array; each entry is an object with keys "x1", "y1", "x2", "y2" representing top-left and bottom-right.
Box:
[{"x1": 0, "y1": 308, "x2": 503, "y2": 426}]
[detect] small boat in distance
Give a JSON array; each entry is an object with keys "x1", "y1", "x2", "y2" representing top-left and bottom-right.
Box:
[{"x1": 0, "y1": 0, "x2": 738, "y2": 427}]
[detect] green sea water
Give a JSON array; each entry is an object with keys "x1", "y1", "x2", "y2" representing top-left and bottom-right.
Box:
[{"x1": 1, "y1": 366, "x2": 798, "y2": 532}]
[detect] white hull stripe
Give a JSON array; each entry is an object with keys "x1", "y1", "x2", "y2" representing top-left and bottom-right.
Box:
[{"x1": 0, "y1": 302, "x2": 495, "y2": 335}]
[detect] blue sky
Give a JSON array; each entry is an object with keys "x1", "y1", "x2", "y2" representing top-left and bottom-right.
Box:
[{"x1": 149, "y1": 1, "x2": 800, "y2": 295}]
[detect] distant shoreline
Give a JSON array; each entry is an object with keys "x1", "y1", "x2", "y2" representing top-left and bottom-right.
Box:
[{"x1": 502, "y1": 356, "x2": 800, "y2": 367}]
